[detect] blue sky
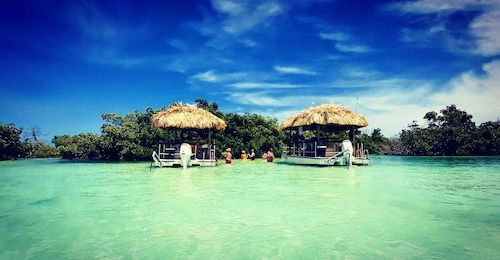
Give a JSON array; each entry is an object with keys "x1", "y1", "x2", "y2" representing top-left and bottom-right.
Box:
[{"x1": 1, "y1": 0, "x2": 499, "y2": 143}]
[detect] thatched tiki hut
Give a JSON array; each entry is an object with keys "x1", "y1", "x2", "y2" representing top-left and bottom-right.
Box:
[
  {"x1": 151, "y1": 104, "x2": 226, "y2": 132},
  {"x1": 278, "y1": 103, "x2": 368, "y2": 134},
  {"x1": 151, "y1": 103, "x2": 226, "y2": 142},
  {"x1": 278, "y1": 103, "x2": 370, "y2": 165},
  {"x1": 150, "y1": 104, "x2": 227, "y2": 167},
  {"x1": 151, "y1": 103, "x2": 226, "y2": 144}
]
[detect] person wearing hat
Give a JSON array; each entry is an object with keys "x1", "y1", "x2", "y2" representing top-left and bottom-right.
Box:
[
  {"x1": 240, "y1": 150, "x2": 248, "y2": 161},
  {"x1": 222, "y1": 148, "x2": 232, "y2": 164}
]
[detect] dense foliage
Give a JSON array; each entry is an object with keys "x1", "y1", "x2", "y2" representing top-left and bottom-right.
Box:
[
  {"x1": 0, "y1": 123, "x2": 23, "y2": 160},
  {"x1": 50, "y1": 99, "x2": 285, "y2": 160},
  {"x1": 3, "y1": 102, "x2": 499, "y2": 161},
  {"x1": 399, "y1": 105, "x2": 500, "y2": 155},
  {"x1": 0, "y1": 123, "x2": 58, "y2": 160},
  {"x1": 52, "y1": 109, "x2": 167, "y2": 160},
  {"x1": 217, "y1": 112, "x2": 284, "y2": 158},
  {"x1": 356, "y1": 128, "x2": 392, "y2": 155}
]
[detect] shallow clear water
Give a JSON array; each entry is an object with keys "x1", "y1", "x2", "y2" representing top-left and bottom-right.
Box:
[{"x1": 1, "y1": 156, "x2": 499, "y2": 259}]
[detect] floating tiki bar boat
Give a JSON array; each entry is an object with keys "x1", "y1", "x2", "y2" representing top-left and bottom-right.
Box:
[
  {"x1": 278, "y1": 103, "x2": 370, "y2": 166},
  {"x1": 150, "y1": 104, "x2": 227, "y2": 168}
]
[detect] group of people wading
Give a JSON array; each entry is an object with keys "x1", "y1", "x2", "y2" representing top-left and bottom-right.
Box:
[{"x1": 222, "y1": 148, "x2": 274, "y2": 164}]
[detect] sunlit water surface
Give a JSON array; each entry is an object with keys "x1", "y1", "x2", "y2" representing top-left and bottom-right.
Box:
[{"x1": 1, "y1": 156, "x2": 499, "y2": 259}]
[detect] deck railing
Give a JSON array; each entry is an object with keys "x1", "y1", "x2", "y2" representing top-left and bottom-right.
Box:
[
  {"x1": 283, "y1": 140, "x2": 368, "y2": 159},
  {"x1": 157, "y1": 143, "x2": 216, "y2": 160}
]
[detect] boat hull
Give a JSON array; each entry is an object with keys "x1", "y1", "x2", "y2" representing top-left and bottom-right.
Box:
[
  {"x1": 283, "y1": 155, "x2": 370, "y2": 166},
  {"x1": 154, "y1": 158, "x2": 218, "y2": 168}
]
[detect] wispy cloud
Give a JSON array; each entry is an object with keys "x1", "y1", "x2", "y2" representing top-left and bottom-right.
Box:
[
  {"x1": 209, "y1": 0, "x2": 285, "y2": 35},
  {"x1": 191, "y1": 70, "x2": 247, "y2": 83},
  {"x1": 319, "y1": 32, "x2": 350, "y2": 41},
  {"x1": 341, "y1": 67, "x2": 380, "y2": 78},
  {"x1": 227, "y1": 91, "x2": 344, "y2": 108},
  {"x1": 230, "y1": 59, "x2": 500, "y2": 137},
  {"x1": 469, "y1": 8, "x2": 500, "y2": 56},
  {"x1": 386, "y1": 0, "x2": 500, "y2": 56},
  {"x1": 274, "y1": 66, "x2": 317, "y2": 75},
  {"x1": 386, "y1": 0, "x2": 478, "y2": 14},
  {"x1": 319, "y1": 31, "x2": 371, "y2": 53},
  {"x1": 71, "y1": 1, "x2": 123, "y2": 41},
  {"x1": 211, "y1": 0, "x2": 244, "y2": 15},
  {"x1": 359, "y1": 59, "x2": 500, "y2": 135},
  {"x1": 229, "y1": 82, "x2": 303, "y2": 89},
  {"x1": 192, "y1": 70, "x2": 219, "y2": 82},
  {"x1": 226, "y1": 92, "x2": 287, "y2": 107},
  {"x1": 241, "y1": 65, "x2": 476, "y2": 136},
  {"x1": 171, "y1": 1, "x2": 289, "y2": 72},
  {"x1": 335, "y1": 43, "x2": 371, "y2": 53},
  {"x1": 66, "y1": 1, "x2": 152, "y2": 67}
]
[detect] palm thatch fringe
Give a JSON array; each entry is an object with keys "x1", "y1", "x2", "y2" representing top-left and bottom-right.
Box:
[
  {"x1": 278, "y1": 103, "x2": 368, "y2": 131},
  {"x1": 151, "y1": 104, "x2": 227, "y2": 131}
]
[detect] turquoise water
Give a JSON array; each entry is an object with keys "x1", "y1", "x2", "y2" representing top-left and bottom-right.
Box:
[{"x1": 1, "y1": 156, "x2": 499, "y2": 259}]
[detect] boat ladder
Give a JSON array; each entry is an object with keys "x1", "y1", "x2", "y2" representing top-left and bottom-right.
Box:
[
  {"x1": 326, "y1": 149, "x2": 351, "y2": 166},
  {"x1": 152, "y1": 151, "x2": 162, "y2": 168}
]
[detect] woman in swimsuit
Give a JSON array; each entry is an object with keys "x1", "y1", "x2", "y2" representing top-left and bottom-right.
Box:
[{"x1": 222, "y1": 148, "x2": 232, "y2": 164}]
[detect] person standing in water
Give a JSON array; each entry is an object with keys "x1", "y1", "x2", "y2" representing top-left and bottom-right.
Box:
[
  {"x1": 240, "y1": 150, "x2": 248, "y2": 161},
  {"x1": 222, "y1": 148, "x2": 232, "y2": 164},
  {"x1": 248, "y1": 149, "x2": 256, "y2": 160},
  {"x1": 264, "y1": 148, "x2": 275, "y2": 162}
]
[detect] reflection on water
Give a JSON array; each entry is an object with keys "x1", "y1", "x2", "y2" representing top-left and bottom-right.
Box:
[{"x1": 0, "y1": 157, "x2": 499, "y2": 259}]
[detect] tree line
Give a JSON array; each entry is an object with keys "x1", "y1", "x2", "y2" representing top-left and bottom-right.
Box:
[
  {"x1": 1, "y1": 101, "x2": 499, "y2": 161},
  {"x1": 397, "y1": 105, "x2": 499, "y2": 155}
]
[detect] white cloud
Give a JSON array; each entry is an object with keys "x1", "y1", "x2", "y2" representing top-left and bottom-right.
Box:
[
  {"x1": 335, "y1": 43, "x2": 371, "y2": 53},
  {"x1": 211, "y1": 0, "x2": 244, "y2": 15},
  {"x1": 258, "y1": 2, "x2": 282, "y2": 16},
  {"x1": 274, "y1": 66, "x2": 317, "y2": 75},
  {"x1": 347, "y1": 60, "x2": 500, "y2": 136},
  {"x1": 430, "y1": 59, "x2": 500, "y2": 123},
  {"x1": 192, "y1": 70, "x2": 219, "y2": 82},
  {"x1": 386, "y1": 0, "x2": 500, "y2": 56},
  {"x1": 210, "y1": 0, "x2": 285, "y2": 35},
  {"x1": 189, "y1": 0, "x2": 287, "y2": 53},
  {"x1": 227, "y1": 92, "x2": 349, "y2": 110},
  {"x1": 229, "y1": 82, "x2": 303, "y2": 89},
  {"x1": 319, "y1": 32, "x2": 350, "y2": 41},
  {"x1": 319, "y1": 31, "x2": 371, "y2": 53},
  {"x1": 225, "y1": 89, "x2": 427, "y2": 137},
  {"x1": 341, "y1": 67, "x2": 380, "y2": 78},
  {"x1": 470, "y1": 8, "x2": 500, "y2": 56},
  {"x1": 386, "y1": 0, "x2": 478, "y2": 14},
  {"x1": 226, "y1": 92, "x2": 285, "y2": 106},
  {"x1": 191, "y1": 70, "x2": 247, "y2": 82},
  {"x1": 225, "y1": 59, "x2": 500, "y2": 137},
  {"x1": 331, "y1": 76, "x2": 429, "y2": 90}
]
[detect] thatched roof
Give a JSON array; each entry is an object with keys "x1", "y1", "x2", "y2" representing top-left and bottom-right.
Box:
[
  {"x1": 278, "y1": 103, "x2": 369, "y2": 131},
  {"x1": 151, "y1": 104, "x2": 227, "y2": 131}
]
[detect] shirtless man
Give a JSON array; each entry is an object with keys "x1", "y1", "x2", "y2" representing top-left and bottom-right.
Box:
[{"x1": 265, "y1": 148, "x2": 275, "y2": 162}]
